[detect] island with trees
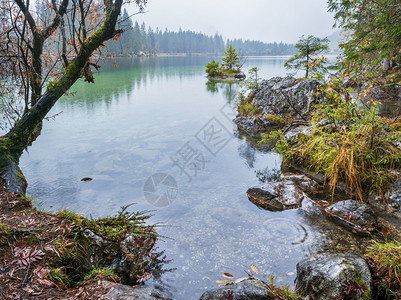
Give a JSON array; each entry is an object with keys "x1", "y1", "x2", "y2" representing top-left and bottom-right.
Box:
[{"x1": 205, "y1": 45, "x2": 246, "y2": 81}]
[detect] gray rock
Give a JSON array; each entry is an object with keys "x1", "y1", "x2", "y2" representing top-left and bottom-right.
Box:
[
  {"x1": 272, "y1": 76, "x2": 297, "y2": 89},
  {"x1": 284, "y1": 127, "x2": 304, "y2": 145},
  {"x1": 387, "y1": 178, "x2": 401, "y2": 210},
  {"x1": 324, "y1": 200, "x2": 379, "y2": 236},
  {"x1": 283, "y1": 174, "x2": 318, "y2": 193},
  {"x1": 233, "y1": 116, "x2": 271, "y2": 136},
  {"x1": 254, "y1": 77, "x2": 320, "y2": 119},
  {"x1": 235, "y1": 72, "x2": 246, "y2": 80},
  {"x1": 234, "y1": 76, "x2": 322, "y2": 136},
  {"x1": 101, "y1": 281, "x2": 171, "y2": 300},
  {"x1": 295, "y1": 253, "x2": 372, "y2": 300},
  {"x1": 199, "y1": 278, "x2": 275, "y2": 300},
  {"x1": 247, "y1": 179, "x2": 308, "y2": 211}
]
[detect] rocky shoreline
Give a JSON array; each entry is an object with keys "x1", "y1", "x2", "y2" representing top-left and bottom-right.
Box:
[
  {"x1": 210, "y1": 75, "x2": 401, "y2": 300},
  {"x1": 0, "y1": 179, "x2": 170, "y2": 299}
]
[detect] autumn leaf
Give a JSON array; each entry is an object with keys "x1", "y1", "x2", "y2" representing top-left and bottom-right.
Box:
[
  {"x1": 222, "y1": 273, "x2": 233, "y2": 279},
  {"x1": 137, "y1": 272, "x2": 152, "y2": 283},
  {"x1": 216, "y1": 280, "x2": 229, "y2": 286},
  {"x1": 126, "y1": 253, "x2": 135, "y2": 262},
  {"x1": 13, "y1": 248, "x2": 45, "y2": 266},
  {"x1": 250, "y1": 264, "x2": 258, "y2": 274}
]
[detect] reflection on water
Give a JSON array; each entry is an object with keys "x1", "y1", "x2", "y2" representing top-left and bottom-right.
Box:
[
  {"x1": 20, "y1": 56, "x2": 369, "y2": 299},
  {"x1": 205, "y1": 80, "x2": 239, "y2": 104}
]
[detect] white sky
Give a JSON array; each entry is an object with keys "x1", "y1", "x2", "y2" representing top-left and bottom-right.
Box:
[{"x1": 126, "y1": 0, "x2": 336, "y2": 44}]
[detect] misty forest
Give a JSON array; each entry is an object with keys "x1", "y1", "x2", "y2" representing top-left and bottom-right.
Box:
[{"x1": 0, "y1": 0, "x2": 401, "y2": 299}]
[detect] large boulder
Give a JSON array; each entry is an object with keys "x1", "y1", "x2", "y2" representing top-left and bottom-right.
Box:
[
  {"x1": 295, "y1": 253, "x2": 372, "y2": 300},
  {"x1": 324, "y1": 200, "x2": 379, "y2": 236},
  {"x1": 246, "y1": 175, "x2": 317, "y2": 211},
  {"x1": 100, "y1": 281, "x2": 171, "y2": 300},
  {"x1": 199, "y1": 278, "x2": 275, "y2": 300},
  {"x1": 83, "y1": 229, "x2": 156, "y2": 284},
  {"x1": 234, "y1": 77, "x2": 322, "y2": 136}
]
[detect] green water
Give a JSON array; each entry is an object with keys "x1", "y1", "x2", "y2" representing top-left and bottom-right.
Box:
[{"x1": 20, "y1": 56, "x2": 367, "y2": 299}]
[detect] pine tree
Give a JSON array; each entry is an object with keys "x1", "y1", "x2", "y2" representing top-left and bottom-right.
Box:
[
  {"x1": 222, "y1": 45, "x2": 240, "y2": 72},
  {"x1": 284, "y1": 35, "x2": 329, "y2": 78}
]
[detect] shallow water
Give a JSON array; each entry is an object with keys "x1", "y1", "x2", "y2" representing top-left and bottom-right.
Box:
[{"x1": 20, "y1": 56, "x2": 368, "y2": 299}]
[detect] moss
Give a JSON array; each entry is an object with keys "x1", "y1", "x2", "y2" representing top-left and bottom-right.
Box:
[
  {"x1": 355, "y1": 270, "x2": 372, "y2": 300},
  {"x1": 0, "y1": 137, "x2": 16, "y2": 163},
  {"x1": 82, "y1": 267, "x2": 120, "y2": 283},
  {"x1": 55, "y1": 209, "x2": 83, "y2": 224},
  {"x1": 266, "y1": 114, "x2": 286, "y2": 127},
  {"x1": 338, "y1": 261, "x2": 371, "y2": 299},
  {"x1": 16, "y1": 167, "x2": 27, "y2": 190},
  {"x1": 45, "y1": 79, "x2": 61, "y2": 93},
  {"x1": 238, "y1": 101, "x2": 262, "y2": 117}
]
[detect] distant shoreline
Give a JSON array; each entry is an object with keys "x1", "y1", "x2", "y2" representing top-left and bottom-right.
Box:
[{"x1": 110, "y1": 52, "x2": 341, "y2": 58}]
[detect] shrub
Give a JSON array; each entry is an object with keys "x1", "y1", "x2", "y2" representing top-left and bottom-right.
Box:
[
  {"x1": 261, "y1": 79, "x2": 401, "y2": 201},
  {"x1": 366, "y1": 241, "x2": 401, "y2": 299},
  {"x1": 205, "y1": 60, "x2": 222, "y2": 77}
]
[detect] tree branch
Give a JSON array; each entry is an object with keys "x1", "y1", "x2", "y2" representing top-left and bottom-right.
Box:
[{"x1": 5, "y1": 0, "x2": 125, "y2": 153}]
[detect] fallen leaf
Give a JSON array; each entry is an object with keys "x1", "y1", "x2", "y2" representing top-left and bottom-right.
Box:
[
  {"x1": 222, "y1": 273, "x2": 233, "y2": 279},
  {"x1": 250, "y1": 264, "x2": 259, "y2": 274}
]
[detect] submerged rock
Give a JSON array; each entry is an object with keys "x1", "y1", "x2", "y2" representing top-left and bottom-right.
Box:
[
  {"x1": 101, "y1": 281, "x2": 171, "y2": 300},
  {"x1": 246, "y1": 175, "x2": 317, "y2": 211},
  {"x1": 295, "y1": 253, "x2": 372, "y2": 300},
  {"x1": 324, "y1": 200, "x2": 379, "y2": 236},
  {"x1": 199, "y1": 278, "x2": 275, "y2": 300},
  {"x1": 234, "y1": 76, "x2": 322, "y2": 136}
]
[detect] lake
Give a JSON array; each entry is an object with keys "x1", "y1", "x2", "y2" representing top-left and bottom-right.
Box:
[{"x1": 20, "y1": 56, "x2": 366, "y2": 299}]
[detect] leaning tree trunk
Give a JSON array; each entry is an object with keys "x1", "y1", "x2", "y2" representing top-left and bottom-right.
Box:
[{"x1": 0, "y1": 0, "x2": 124, "y2": 193}]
